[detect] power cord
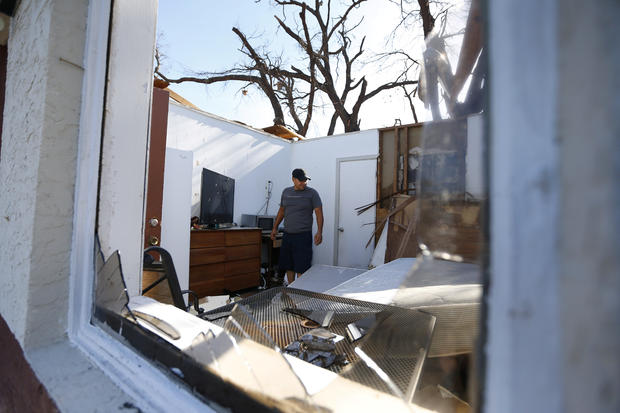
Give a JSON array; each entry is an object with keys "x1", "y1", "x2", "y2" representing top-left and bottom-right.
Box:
[{"x1": 256, "y1": 180, "x2": 273, "y2": 215}]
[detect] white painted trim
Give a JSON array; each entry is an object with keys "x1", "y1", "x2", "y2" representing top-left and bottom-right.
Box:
[
  {"x1": 486, "y1": 0, "x2": 562, "y2": 411},
  {"x1": 74, "y1": 323, "x2": 213, "y2": 412},
  {"x1": 68, "y1": 0, "x2": 109, "y2": 339},
  {"x1": 96, "y1": 0, "x2": 159, "y2": 295},
  {"x1": 333, "y1": 155, "x2": 378, "y2": 266},
  {"x1": 66, "y1": 2, "x2": 212, "y2": 411}
]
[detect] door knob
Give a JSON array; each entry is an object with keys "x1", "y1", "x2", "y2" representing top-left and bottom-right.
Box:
[{"x1": 338, "y1": 227, "x2": 344, "y2": 232}]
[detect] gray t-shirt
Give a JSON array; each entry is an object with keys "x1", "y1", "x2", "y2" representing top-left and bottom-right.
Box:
[{"x1": 280, "y1": 186, "x2": 322, "y2": 233}]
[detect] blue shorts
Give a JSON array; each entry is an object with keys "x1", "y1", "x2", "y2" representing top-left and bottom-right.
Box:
[{"x1": 279, "y1": 231, "x2": 313, "y2": 274}]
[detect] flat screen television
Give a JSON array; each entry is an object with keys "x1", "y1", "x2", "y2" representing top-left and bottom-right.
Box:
[{"x1": 200, "y1": 168, "x2": 235, "y2": 226}]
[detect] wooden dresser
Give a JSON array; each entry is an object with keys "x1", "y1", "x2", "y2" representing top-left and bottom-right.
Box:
[{"x1": 189, "y1": 228, "x2": 261, "y2": 297}]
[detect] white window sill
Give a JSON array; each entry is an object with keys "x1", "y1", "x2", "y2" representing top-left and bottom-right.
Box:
[{"x1": 26, "y1": 322, "x2": 214, "y2": 412}]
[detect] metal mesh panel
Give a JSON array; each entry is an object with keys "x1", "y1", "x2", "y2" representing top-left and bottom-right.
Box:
[
  {"x1": 418, "y1": 303, "x2": 480, "y2": 357},
  {"x1": 201, "y1": 287, "x2": 435, "y2": 397}
]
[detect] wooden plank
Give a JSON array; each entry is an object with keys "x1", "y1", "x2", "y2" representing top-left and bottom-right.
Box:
[
  {"x1": 393, "y1": 127, "x2": 399, "y2": 194},
  {"x1": 385, "y1": 196, "x2": 419, "y2": 262},
  {"x1": 389, "y1": 221, "x2": 408, "y2": 231},
  {"x1": 395, "y1": 211, "x2": 418, "y2": 259},
  {"x1": 416, "y1": 202, "x2": 482, "y2": 263},
  {"x1": 381, "y1": 130, "x2": 396, "y2": 205},
  {"x1": 376, "y1": 132, "x2": 383, "y2": 247},
  {"x1": 404, "y1": 126, "x2": 409, "y2": 190},
  {"x1": 365, "y1": 195, "x2": 417, "y2": 248}
]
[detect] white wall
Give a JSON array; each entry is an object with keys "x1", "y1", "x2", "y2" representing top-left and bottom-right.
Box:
[
  {"x1": 289, "y1": 130, "x2": 379, "y2": 266},
  {"x1": 166, "y1": 103, "x2": 293, "y2": 223},
  {"x1": 161, "y1": 148, "x2": 193, "y2": 296},
  {"x1": 166, "y1": 105, "x2": 379, "y2": 267}
]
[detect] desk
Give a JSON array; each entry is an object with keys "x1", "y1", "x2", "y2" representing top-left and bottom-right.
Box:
[
  {"x1": 189, "y1": 228, "x2": 261, "y2": 297},
  {"x1": 261, "y1": 231, "x2": 282, "y2": 285}
]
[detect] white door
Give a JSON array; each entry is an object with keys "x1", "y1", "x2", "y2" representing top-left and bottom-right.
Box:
[{"x1": 336, "y1": 158, "x2": 376, "y2": 268}]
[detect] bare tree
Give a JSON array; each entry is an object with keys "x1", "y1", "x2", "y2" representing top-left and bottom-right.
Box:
[
  {"x1": 156, "y1": 0, "x2": 419, "y2": 135},
  {"x1": 271, "y1": 0, "x2": 420, "y2": 134},
  {"x1": 156, "y1": 28, "x2": 293, "y2": 129},
  {"x1": 390, "y1": 0, "x2": 485, "y2": 120}
]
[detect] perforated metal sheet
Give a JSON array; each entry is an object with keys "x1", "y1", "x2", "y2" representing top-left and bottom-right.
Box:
[
  {"x1": 201, "y1": 287, "x2": 436, "y2": 397},
  {"x1": 419, "y1": 303, "x2": 480, "y2": 357}
]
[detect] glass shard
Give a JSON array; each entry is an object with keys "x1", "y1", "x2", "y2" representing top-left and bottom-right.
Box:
[{"x1": 93, "y1": 238, "x2": 135, "y2": 322}]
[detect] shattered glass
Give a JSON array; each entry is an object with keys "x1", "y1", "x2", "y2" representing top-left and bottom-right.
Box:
[
  {"x1": 92, "y1": 236, "x2": 136, "y2": 322},
  {"x1": 221, "y1": 304, "x2": 317, "y2": 410},
  {"x1": 387, "y1": 0, "x2": 487, "y2": 409},
  {"x1": 340, "y1": 309, "x2": 435, "y2": 403},
  {"x1": 89, "y1": 1, "x2": 486, "y2": 411},
  {"x1": 201, "y1": 287, "x2": 436, "y2": 406}
]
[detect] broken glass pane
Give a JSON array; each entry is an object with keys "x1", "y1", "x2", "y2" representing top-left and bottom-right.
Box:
[
  {"x1": 92, "y1": 236, "x2": 135, "y2": 322},
  {"x1": 340, "y1": 309, "x2": 435, "y2": 403},
  {"x1": 382, "y1": 2, "x2": 486, "y2": 408},
  {"x1": 220, "y1": 304, "x2": 317, "y2": 410},
  {"x1": 200, "y1": 287, "x2": 435, "y2": 408},
  {"x1": 185, "y1": 329, "x2": 228, "y2": 376}
]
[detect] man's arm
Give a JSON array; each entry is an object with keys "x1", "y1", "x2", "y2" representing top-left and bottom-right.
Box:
[
  {"x1": 314, "y1": 206, "x2": 323, "y2": 245},
  {"x1": 271, "y1": 206, "x2": 285, "y2": 240}
]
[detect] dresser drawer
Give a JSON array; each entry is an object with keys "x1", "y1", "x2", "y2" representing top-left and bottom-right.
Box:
[
  {"x1": 189, "y1": 228, "x2": 262, "y2": 298},
  {"x1": 190, "y1": 257, "x2": 260, "y2": 281},
  {"x1": 189, "y1": 244, "x2": 258, "y2": 266},
  {"x1": 190, "y1": 230, "x2": 226, "y2": 248},
  {"x1": 225, "y1": 230, "x2": 260, "y2": 246},
  {"x1": 190, "y1": 229, "x2": 261, "y2": 248},
  {"x1": 191, "y1": 272, "x2": 260, "y2": 297}
]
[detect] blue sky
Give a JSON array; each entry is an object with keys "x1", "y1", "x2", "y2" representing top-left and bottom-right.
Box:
[{"x1": 155, "y1": 1, "x2": 465, "y2": 137}]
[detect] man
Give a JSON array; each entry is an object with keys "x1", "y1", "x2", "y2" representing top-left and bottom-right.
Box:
[{"x1": 271, "y1": 168, "x2": 323, "y2": 285}]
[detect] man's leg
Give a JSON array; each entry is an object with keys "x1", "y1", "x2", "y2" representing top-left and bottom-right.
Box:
[
  {"x1": 286, "y1": 270, "x2": 295, "y2": 284},
  {"x1": 290, "y1": 232, "x2": 312, "y2": 283}
]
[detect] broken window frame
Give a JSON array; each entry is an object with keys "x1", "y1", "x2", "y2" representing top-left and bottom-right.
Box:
[{"x1": 70, "y1": 0, "x2": 489, "y2": 411}]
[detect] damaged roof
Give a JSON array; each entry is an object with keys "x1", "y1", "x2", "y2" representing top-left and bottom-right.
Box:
[{"x1": 153, "y1": 78, "x2": 305, "y2": 141}]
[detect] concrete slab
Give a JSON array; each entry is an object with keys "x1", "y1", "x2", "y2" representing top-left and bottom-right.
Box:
[{"x1": 288, "y1": 265, "x2": 366, "y2": 293}]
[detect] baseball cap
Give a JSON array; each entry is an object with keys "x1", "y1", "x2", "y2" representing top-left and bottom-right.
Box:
[{"x1": 292, "y1": 168, "x2": 311, "y2": 181}]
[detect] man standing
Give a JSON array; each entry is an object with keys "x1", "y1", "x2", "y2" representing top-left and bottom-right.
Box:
[{"x1": 271, "y1": 168, "x2": 323, "y2": 285}]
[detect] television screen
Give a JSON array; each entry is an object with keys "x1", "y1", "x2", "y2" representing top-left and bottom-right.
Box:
[{"x1": 200, "y1": 168, "x2": 234, "y2": 226}]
